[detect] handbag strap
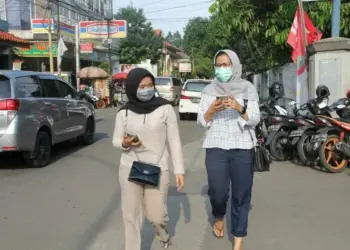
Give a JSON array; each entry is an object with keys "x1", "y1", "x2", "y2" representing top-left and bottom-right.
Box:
[
  {"x1": 243, "y1": 99, "x2": 256, "y2": 146},
  {"x1": 125, "y1": 109, "x2": 166, "y2": 165}
]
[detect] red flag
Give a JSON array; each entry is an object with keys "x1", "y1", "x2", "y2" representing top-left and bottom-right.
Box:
[{"x1": 287, "y1": 7, "x2": 323, "y2": 64}]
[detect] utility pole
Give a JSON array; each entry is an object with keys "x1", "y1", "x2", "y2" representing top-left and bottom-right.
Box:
[
  {"x1": 107, "y1": 18, "x2": 113, "y2": 107},
  {"x1": 331, "y1": 0, "x2": 341, "y2": 37},
  {"x1": 75, "y1": 24, "x2": 80, "y2": 90},
  {"x1": 47, "y1": 3, "x2": 54, "y2": 73},
  {"x1": 56, "y1": 0, "x2": 61, "y2": 73}
]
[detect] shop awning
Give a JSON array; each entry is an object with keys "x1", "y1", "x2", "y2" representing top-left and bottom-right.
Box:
[{"x1": 0, "y1": 31, "x2": 30, "y2": 45}]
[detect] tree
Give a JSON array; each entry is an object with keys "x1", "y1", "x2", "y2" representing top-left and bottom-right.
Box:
[
  {"x1": 210, "y1": 0, "x2": 350, "y2": 72},
  {"x1": 114, "y1": 6, "x2": 162, "y2": 64},
  {"x1": 165, "y1": 31, "x2": 183, "y2": 48}
]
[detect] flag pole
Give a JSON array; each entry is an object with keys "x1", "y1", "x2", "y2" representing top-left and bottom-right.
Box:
[
  {"x1": 298, "y1": 0, "x2": 308, "y2": 49},
  {"x1": 297, "y1": 0, "x2": 308, "y2": 103}
]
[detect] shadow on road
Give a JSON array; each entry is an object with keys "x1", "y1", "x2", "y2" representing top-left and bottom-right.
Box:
[
  {"x1": 0, "y1": 132, "x2": 109, "y2": 169},
  {"x1": 140, "y1": 185, "x2": 191, "y2": 250}
]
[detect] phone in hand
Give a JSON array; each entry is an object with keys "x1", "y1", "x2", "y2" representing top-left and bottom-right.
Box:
[
  {"x1": 127, "y1": 134, "x2": 140, "y2": 143},
  {"x1": 216, "y1": 96, "x2": 229, "y2": 101}
]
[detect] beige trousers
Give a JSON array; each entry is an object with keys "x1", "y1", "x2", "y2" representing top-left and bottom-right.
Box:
[{"x1": 119, "y1": 167, "x2": 170, "y2": 250}]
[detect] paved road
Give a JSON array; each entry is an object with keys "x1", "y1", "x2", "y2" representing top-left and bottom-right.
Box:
[{"x1": 0, "y1": 108, "x2": 350, "y2": 250}]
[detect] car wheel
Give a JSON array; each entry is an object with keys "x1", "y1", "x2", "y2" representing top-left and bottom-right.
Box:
[
  {"x1": 26, "y1": 130, "x2": 52, "y2": 168},
  {"x1": 179, "y1": 113, "x2": 186, "y2": 120},
  {"x1": 78, "y1": 118, "x2": 95, "y2": 145}
]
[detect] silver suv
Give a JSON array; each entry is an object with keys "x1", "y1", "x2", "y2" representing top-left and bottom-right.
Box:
[{"x1": 0, "y1": 71, "x2": 95, "y2": 167}]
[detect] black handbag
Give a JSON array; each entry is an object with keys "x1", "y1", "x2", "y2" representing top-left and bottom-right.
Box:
[
  {"x1": 124, "y1": 109, "x2": 163, "y2": 187},
  {"x1": 128, "y1": 161, "x2": 161, "y2": 186},
  {"x1": 247, "y1": 129, "x2": 271, "y2": 172}
]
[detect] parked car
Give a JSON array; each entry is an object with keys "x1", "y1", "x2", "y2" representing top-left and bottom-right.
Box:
[
  {"x1": 178, "y1": 79, "x2": 211, "y2": 120},
  {"x1": 0, "y1": 71, "x2": 95, "y2": 167},
  {"x1": 154, "y1": 77, "x2": 182, "y2": 105}
]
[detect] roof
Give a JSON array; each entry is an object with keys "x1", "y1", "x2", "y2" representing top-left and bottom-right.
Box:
[
  {"x1": 0, "y1": 31, "x2": 30, "y2": 44},
  {"x1": 0, "y1": 70, "x2": 53, "y2": 78}
]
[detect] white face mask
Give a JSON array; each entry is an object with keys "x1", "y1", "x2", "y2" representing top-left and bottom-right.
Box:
[{"x1": 136, "y1": 88, "x2": 155, "y2": 102}]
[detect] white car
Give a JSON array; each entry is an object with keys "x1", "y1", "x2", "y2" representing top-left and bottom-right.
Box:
[{"x1": 179, "y1": 79, "x2": 211, "y2": 120}]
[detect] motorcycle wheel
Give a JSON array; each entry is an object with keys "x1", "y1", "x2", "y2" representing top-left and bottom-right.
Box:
[
  {"x1": 318, "y1": 134, "x2": 348, "y2": 173},
  {"x1": 269, "y1": 131, "x2": 291, "y2": 161},
  {"x1": 297, "y1": 131, "x2": 319, "y2": 167}
]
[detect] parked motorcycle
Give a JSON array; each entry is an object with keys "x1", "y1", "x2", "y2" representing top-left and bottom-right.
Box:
[
  {"x1": 267, "y1": 85, "x2": 336, "y2": 162},
  {"x1": 311, "y1": 98, "x2": 350, "y2": 172},
  {"x1": 256, "y1": 97, "x2": 288, "y2": 142}
]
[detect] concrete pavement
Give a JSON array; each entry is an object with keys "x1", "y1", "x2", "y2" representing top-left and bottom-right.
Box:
[{"x1": 0, "y1": 110, "x2": 350, "y2": 250}]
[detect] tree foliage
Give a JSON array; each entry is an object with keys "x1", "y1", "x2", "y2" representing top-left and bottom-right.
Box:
[
  {"x1": 209, "y1": 0, "x2": 350, "y2": 72},
  {"x1": 165, "y1": 31, "x2": 183, "y2": 48},
  {"x1": 114, "y1": 7, "x2": 162, "y2": 64}
]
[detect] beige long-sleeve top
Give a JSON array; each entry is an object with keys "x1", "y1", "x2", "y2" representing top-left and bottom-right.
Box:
[{"x1": 112, "y1": 104, "x2": 185, "y2": 174}]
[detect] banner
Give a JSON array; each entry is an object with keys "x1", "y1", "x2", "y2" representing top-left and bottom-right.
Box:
[
  {"x1": 13, "y1": 42, "x2": 57, "y2": 57},
  {"x1": 287, "y1": 7, "x2": 322, "y2": 105},
  {"x1": 79, "y1": 20, "x2": 127, "y2": 39},
  {"x1": 80, "y1": 43, "x2": 94, "y2": 53}
]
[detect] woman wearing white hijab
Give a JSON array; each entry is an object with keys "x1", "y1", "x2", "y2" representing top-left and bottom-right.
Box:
[{"x1": 197, "y1": 50, "x2": 260, "y2": 250}]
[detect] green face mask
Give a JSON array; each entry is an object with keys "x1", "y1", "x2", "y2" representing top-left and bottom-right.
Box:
[{"x1": 215, "y1": 67, "x2": 233, "y2": 82}]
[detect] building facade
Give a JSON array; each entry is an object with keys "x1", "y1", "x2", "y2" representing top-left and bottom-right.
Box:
[{"x1": 0, "y1": 0, "x2": 115, "y2": 72}]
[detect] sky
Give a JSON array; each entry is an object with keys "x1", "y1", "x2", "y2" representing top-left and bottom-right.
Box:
[{"x1": 113, "y1": 0, "x2": 212, "y2": 35}]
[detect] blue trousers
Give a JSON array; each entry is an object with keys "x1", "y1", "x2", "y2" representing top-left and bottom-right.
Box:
[{"x1": 205, "y1": 148, "x2": 253, "y2": 237}]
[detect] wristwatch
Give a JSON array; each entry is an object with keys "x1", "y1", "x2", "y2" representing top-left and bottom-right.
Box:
[{"x1": 240, "y1": 104, "x2": 247, "y2": 115}]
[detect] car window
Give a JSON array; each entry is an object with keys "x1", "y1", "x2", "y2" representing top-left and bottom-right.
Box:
[
  {"x1": 56, "y1": 80, "x2": 77, "y2": 98},
  {"x1": 41, "y1": 79, "x2": 61, "y2": 98},
  {"x1": 0, "y1": 75, "x2": 11, "y2": 98},
  {"x1": 184, "y1": 81, "x2": 210, "y2": 92},
  {"x1": 155, "y1": 78, "x2": 171, "y2": 85},
  {"x1": 14, "y1": 76, "x2": 42, "y2": 98}
]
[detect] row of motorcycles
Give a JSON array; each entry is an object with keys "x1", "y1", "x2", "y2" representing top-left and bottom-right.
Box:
[{"x1": 255, "y1": 83, "x2": 350, "y2": 173}]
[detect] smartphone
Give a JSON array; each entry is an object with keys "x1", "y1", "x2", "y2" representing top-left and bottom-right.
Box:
[
  {"x1": 216, "y1": 96, "x2": 229, "y2": 101},
  {"x1": 127, "y1": 134, "x2": 140, "y2": 142}
]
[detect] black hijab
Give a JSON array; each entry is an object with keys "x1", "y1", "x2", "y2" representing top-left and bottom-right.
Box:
[{"x1": 119, "y1": 68, "x2": 171, "y2": 114}]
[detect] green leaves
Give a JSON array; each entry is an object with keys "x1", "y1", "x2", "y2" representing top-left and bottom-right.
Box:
[{"x1": 114, "y1": 6, "x2": 163, "y2": 64}]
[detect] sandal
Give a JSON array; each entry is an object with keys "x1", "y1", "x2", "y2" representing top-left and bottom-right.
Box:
[
  {"x1": 156, "y1": 229, "x2": 172, "y2": 249},
  {"x1": 213, "y1": 222, "x2": 224, "y2": 238}
]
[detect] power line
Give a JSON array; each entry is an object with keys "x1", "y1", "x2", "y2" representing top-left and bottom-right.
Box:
[
  {"x1": 138, "y1": 0, "x2": 167, "y2": 7},
  {"x1": 144, "y1": 0, "x2": 212, "y2": 14}
]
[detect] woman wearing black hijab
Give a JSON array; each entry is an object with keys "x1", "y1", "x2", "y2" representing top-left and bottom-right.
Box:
[{"x1": 113, "y1": 68, "x2": 185, "y2": 250}]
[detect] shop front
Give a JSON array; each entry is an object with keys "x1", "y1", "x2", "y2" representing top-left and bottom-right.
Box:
[{"x1": 0, "y1": 19, "x2": 30, "y2": 69}]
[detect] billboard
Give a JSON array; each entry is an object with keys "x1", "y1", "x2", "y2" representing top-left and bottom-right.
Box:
[
  {"x1": 31, "y1": 18, "x2": 75, "y2": 43},
  {"x1": 13, "y1": 42, "x2": 57, "y2": 57},
  {"x1": 179, "y1": 62, "x2": 192, "y2": 73},
  {"x1": 79, "y1": 20, "x2": 127, "y2": 39}
]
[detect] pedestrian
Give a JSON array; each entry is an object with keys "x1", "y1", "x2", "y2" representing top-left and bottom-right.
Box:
[
  {"x1": 112, "y1": 67, "x2": 185, "y2": 250},
  {"x1": 197, "y1": 50, "x2": 260, "y2": 250}
]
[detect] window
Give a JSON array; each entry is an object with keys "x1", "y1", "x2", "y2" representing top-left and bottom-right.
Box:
[
  {"x1": 56, "y1": 80, "x2": 77, "y2": 98},
  {"x1": 0, "y1": 76, "x2": 11, "y2": 98},
  {"x1": 184, "y1": 81, "x2": 210, "y2": 92},
  {"x1": 41, "y1": 79, "x2": 60, "y2": 98},
  {"x1": 155, "y1": 78, "x2": 171, "y2": 85},
  {"x1": 14, "y1": 76, "x2": 42, "y2": 98}
]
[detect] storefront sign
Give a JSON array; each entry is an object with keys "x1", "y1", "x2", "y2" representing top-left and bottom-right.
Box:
[
  {"x1": 80, "y1": 43, "x2": 94, "y2": 53},
  {"x1": 13, "y1": 42, "x2": 57, "y2": 57},
  {"x1": 31, "y1": 19, "x2": 75, "y2": 43},
  {"x1": 79, "y1": 20, "x2": 127, "y2": 39}
]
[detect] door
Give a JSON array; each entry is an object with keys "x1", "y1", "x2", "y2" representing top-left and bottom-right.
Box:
[
  {"x1": 13, "y1": 75, "x2": 44, "y2": 146},
  {"x1": 55, "y1": 78, "x2": 85, "y2": 138},
  {"x1": 39, "y1": 75, "x2": 69, "y2": 143}
]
